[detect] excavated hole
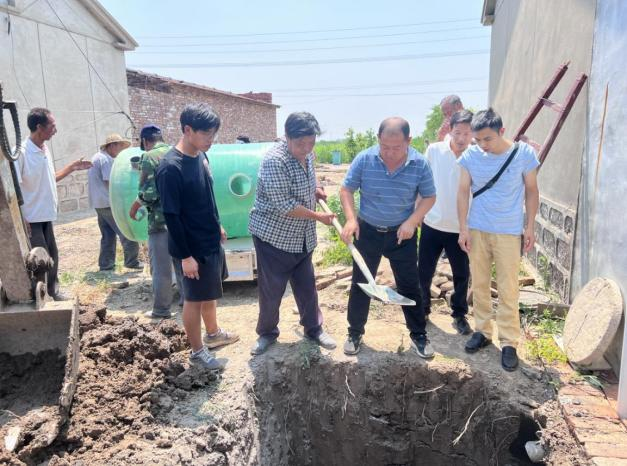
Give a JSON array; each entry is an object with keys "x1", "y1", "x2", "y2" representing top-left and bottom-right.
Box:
[{"x1": 254, "y1": 353, "x2": 537, "y2": 466}]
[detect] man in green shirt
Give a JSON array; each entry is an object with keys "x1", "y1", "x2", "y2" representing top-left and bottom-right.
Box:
[{"x1": 130, "y1": 125, "x2": 182, "y2": 318}]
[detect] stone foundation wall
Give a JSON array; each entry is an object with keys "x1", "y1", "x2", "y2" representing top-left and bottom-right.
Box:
[{"x1": 526, "y1": 196, "x2": 576, "y2": 302}]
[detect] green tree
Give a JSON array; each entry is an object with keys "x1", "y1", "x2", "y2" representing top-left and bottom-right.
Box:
[{"x1": 411, "y1": 105, "x2": 444, "y2": 153}]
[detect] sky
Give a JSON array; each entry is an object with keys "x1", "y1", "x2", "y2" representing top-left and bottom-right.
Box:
[{"x1": 100, "y1": 0, "x2": 491, "y2": 140}]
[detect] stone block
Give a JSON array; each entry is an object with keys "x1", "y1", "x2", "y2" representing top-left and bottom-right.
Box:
[
  {"x1": 557, "y1": 238, "x2": 572, "y2": 270},
  {"x1": 549, "y1": 207, "x2": 564, "y2": 228},
  {"x1": 73, "y1": 172, "x2": 89, "y2": 182},
  {"x1": 542, "y1": 229, "x2": 556, "y2": 253},
  {"x1": 79, "y1": 196, "x2": 90, "y2": 209},
  {"x1": 564, "y1": 215, "x2": 574, "y2": 234},
  {"x1": 68, "y1": 183, "x2": 84, "y2": 197},
  {"x1": 57, "y1": 184, "x2": 68, "y2": 199},
  {"x1": 540, "y1": 202, "x2": 549, "y2": 220},
  {"x1": 59, "y1": 199, "x2": 78, "y2": 213},
  {"x1": 526, "y1": 247, "x2": 537, "y2": 267}
]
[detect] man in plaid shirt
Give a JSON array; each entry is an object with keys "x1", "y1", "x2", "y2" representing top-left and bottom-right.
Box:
[{"x1": 249, "y1": 112, "x2": 337, "y2": 355}]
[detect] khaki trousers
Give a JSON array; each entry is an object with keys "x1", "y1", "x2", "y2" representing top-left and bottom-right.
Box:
[{"x1": 469, "y1": 230, "x2": 521, "y2": 348}]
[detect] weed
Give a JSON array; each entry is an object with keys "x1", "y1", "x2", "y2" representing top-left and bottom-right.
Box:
[
  {"x1": 297, "y1": 340, "x2": 321, "y2": 370},
  {"x1": 321, "y1": 241, "x2": 352, "y2": 267},
  {"x1": 526, "y1": 337, "x2": 567, "y2": 364}
]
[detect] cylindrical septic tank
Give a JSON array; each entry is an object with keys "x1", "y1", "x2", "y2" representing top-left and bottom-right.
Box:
[
  {"x1": 109, "y1": 142, "x2": 275, "y2": 242},
  {"x1": 207, "y1": 142, "x2": 274, "y2": 238},
  {"x1": 109, "y1": 147, "x2": 148, "y2": 242}
]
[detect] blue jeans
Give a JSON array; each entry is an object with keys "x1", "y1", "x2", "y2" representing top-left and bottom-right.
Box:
[
  {"x1": 95, "y1": 207, "x2": 140, "y2": 270},
  {"x1": 148, "y1": 229, "x2": 183, "y2": 316}
]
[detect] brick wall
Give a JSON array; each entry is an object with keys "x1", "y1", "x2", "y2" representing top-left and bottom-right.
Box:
[
  {"x1": 527, "y1": 195, "x2": 576, "y2": 301},
  {"x1": 127, "y1": 70, "x2": 278, "y2": 145}
]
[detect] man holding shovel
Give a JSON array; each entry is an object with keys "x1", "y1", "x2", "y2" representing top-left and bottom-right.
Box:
[
  {"x1": 340, "y1": 117, "x2": 436, "y2": 358},
  {"x1": 249, "y1": 112, "x2": 337, "y2": 355}
]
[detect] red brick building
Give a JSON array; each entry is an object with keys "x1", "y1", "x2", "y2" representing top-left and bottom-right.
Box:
[{"x1": 127, "y1": 69, "x2": 279, "y2": 144}]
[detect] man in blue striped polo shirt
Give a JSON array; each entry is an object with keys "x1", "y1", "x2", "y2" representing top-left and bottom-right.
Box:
[{"x1": 340, "y1": 117, "x2": 436, "y2": 358}]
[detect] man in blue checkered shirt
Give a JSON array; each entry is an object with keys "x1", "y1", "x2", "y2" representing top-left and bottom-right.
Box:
[{"x1": 249, "y1": 112, "x2": 337, "y2": 355}]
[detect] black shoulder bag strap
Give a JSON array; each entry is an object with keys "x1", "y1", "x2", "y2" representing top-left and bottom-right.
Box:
[{"x1": 472, "y1": 142, "x2": 519, "y2": 199}]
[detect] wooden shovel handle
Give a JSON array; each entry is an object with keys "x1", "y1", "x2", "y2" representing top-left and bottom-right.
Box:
[{"x1": 317, "y1": 199, "x2": 377, "y2": 285}]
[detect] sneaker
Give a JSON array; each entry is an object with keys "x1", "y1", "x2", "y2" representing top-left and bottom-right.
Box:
[
  {"x1": 501, "y1": 346, "x2": 519, "y2": 371},
  {"x1": 143, "y1": 310, "x2": 173, "y2": 319},
  {"x1": 189, "y1": 348, "x2": 224, "y2": 370},
  {"x1": 309, "y1": 331, "x2": 337, "y2": 350},
  {"x1": 343, "y1": 335, "x2": 362, "y2": 355},
  {"x1": 203, "y1": 328, "x2": 240, "y2": 349},
  {"x1": 465, "y1": 332, "x2": 492, "y2": 353},
  {"x1": 250, "y1": 336, "x2": 277, "y2": 355},
  {"x1": 410, "y1": 334, "x2": 435, "y2": 359},
  {"x1": 453, "y1": 316, "x2": 472, "y2": 335}
]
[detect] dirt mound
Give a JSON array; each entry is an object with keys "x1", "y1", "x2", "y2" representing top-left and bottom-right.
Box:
[{"x1": 1, "y1": 306, "x2": 255, "y2": 466}]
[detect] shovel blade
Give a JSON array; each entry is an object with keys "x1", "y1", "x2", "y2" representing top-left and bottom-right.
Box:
[{"x1": 357, "y1": 283, "x2": 415, "y2": 306}]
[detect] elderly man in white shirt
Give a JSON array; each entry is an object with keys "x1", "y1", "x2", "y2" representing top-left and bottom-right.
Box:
[
  {"x1": 418, "y1": 109, "x2": 474, "y2": 335},
  {"x1": 16, "y1": 107, "x2": 91, "y2": 299}
]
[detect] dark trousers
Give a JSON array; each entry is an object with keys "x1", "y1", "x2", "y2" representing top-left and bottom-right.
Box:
[
  {"x1": 30, "y1": 221, "x2": 59, "y2": 297},
  {"x1": 253, "y1": 235, "x2": 323, "y2": 339},
  {"x1": 418, "y1": 223, "x2": 470, "y2": 318},
  {"x1": 347, "y1": 219, "x2": 425, "y2": 339},
  {"x1": 95, "y1": 207, "x2": 140, "y2": 271}
]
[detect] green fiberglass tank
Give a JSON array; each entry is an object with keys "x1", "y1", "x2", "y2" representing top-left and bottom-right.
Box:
[
  {"x1": 109, "y1": 147, "x2": 148, "y2": 242},
  {"x1": 207, "y1": 142, "x2": 274, "y2": 238},
  {"x1": 109, "y1": 142, "x2": 274, "y2": 242}
]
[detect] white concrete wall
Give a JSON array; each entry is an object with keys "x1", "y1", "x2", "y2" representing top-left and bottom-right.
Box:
[
  {"x1": 486, "y1": 0, "x2": 596, "y2": 300},
  {"x1": 574, "y1": 0, "x2": 627, "y2": 376},
  {"x1": 0, "y1": 0, "x2": 132, "y2": 212}
]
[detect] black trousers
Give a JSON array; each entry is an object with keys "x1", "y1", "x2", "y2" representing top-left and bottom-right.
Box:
[
  {"x1": 253, "y1": 236, "x2": 323, "y2": 339},
  {"x1": 418, "y1": 223, "x2": 470, "y2": 318},
  {"x1": 29, "y1": 221, "x2": 59, "y2": 297},
  {"x1": 347, "y1": 219, "x2": 425, "y2": 339}
]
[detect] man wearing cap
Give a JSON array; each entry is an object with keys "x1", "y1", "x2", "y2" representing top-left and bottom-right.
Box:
[
  {"x1": 15, "y1": 107, "x2": 92, "y2": 299},
  {"x1": 88, "y1": 133, "x2": 141, "y2": 271},
  {"x1": 129, "y1": 125, "x2": 184, "y2": 319}
]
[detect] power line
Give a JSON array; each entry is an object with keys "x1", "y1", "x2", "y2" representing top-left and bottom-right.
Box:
[
  {"x1": 271, "y1": 77, "x2": 487, "y2": 93},
  {"x1": 43, "y1": 0, "x2": 135, "y2": 131},
  {"x1": 139, "y1": 26, "x2": 484, "y2": 48},
  {"x1": 129, "y1": 49, "x2": 489, "y2": 69},
  {"x1": 134, "y1": 34, "x2": 490, "y2": 55},
  {"x1": 136, "y1": 18, "x2": 478, "y2": 39},
  {"x1": 276, "y1": 88, "x2": 487, "y2": 99}
]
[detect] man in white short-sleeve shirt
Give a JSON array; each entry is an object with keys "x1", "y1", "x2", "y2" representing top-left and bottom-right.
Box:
[
  {"x1": 419, "y1": 110, "x2": 474, "y2": 336},
  {"x1": 15, "y1": 108, "x2": 91, "y2": 298}
]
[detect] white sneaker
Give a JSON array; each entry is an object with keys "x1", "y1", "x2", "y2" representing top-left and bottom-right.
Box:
[{"x1": 189, "y1": 348, "x2": 224, "y2": 370}]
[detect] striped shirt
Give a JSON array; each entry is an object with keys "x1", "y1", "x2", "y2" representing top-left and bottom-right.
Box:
[
  {"x1": 343, "y1": 145, "x2": 436, "y2": 227},
  {"x1": 249, "y1": 141, "x2": 318, "y2": 253},
  {"x1": 458, "y1": 141, "x2": 539, "y2": 235}
]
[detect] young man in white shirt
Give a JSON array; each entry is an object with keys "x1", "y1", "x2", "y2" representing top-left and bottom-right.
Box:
[
  {"x1": 419, "y1": 110, "x2": 474, "y2": 335},
  {"x1": 16, "y1": 107, "x2": 92, "y2": 299}
]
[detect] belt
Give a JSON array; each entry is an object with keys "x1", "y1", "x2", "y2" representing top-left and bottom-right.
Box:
[{"x1": 360, "y1": 218, "x2": 400, "y2": 233}]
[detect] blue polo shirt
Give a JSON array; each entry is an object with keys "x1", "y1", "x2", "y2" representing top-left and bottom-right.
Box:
[{"x1": 343, "y1": 145, "x2": 436, "y2": 227}]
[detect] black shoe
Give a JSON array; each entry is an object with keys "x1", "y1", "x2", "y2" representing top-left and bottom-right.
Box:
[
  {"x1": 465, "y1": 332, "x2": 491, "y2": 353},
  {"x1": 453, "y1": 316, "x2": 472, "y2": 335},
  {"x1": 501, "y1": 346, "x2": 519, "y2": 371},
  {"x1": 126, "y1": 262, "x2": 144, "y2": 270}
]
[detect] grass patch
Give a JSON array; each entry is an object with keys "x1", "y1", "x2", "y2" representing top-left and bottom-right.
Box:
[
  {"x1": 525, "y1": 309, "x2": 567, "y2": 365},
  {"x1": 321, "y1": 241, "x2": 352, "y2": 267}
]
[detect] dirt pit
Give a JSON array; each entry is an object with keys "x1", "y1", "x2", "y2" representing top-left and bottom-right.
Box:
[
  {"x1": 253, "y1": 351, "x2": 539, "y2": 465},
  {"x1": 0, "y1": 304, "x2": 584, "y2": 465}
]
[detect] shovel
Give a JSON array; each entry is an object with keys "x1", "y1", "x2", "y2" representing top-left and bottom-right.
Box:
[{"x1": 318, "y1": 199, "x2": 416, "y2": 306}]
